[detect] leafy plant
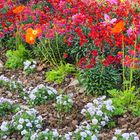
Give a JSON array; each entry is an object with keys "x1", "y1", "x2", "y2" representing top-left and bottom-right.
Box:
[
  {"x1": 78, "y1": 63, "x2": 120, "y2": 95},
  {"x1": 46, "y1": 63, "x2": 75, "y2": 84},
  {"x1": 26, "y1": 84, "x2": 57, "y2": 106},
  {"x1": 56, "y1": 94, "x2": 73, "y2": 113},
  {"x1": 5, "y1": 44, "x2": 30, "y2": 69},
  {"x1": 108, "y1": 87, "x2": 140, "y2": 116},
  {"x1": 0, "y1": 99, "x2": 20, "y2": 117}
]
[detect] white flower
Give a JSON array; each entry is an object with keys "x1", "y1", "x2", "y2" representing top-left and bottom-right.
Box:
[
  {"x1": 92, "y1": 119, "x2": 98, "y2": 125},
  {"x1": 114, "y1": 129, "x2": 122, "y2": 135},
  {"x1": 21, "y1": 130, "x2": 28, "y2": 135},
  {"x1": 134, "y1": 137, "x2": 139, "y2": 140},
  {"x1": 26, "y1": 122, "x2": 32, "y2": 127},
  {"x1": 86, "y1": 103, "x2": 93, "y2": 108},
  {"x1": 17, "y1": 124, "x2": 23, "y2": 130},
  {"x1": 37, "y1": 115, "x2": 43, "y2": 121},
  {"x1": 85, "y1": 130, "x2": 92, "y2": 136},
  {"x1": 112, "y1": 136, "x2": 117, "y2": 140},
  {"x1": 96, "y1": 110, "x2": 103, "y2": 116},
  {"x1": 29, "y1": 93, "x2": 36, "y2": 100},
  {"x1": 19, "y1": 118, "x2": 24, "y2": 124},
  {"x1": 53, "y1": 129, "x2": 59, "y2": 137},
  {"x1": 0, "y1": 121, "x2": 8, "y2": 131},
  {"x1": 80, "y1": 132, "x2": 87, "y2": 138},
  {"x1": 65, "y1": 133, "x2": 71, "y2": 140},
  {"x1": 91, "y1": 135, "x2": 98, "y2": 140},
  {"x1": 63, "y1": 101, "x2": 67, "y2": 105},
  {"x1": 122, "y1": 133, "x2": 130, "y2": 140},
  {"x1": 106, "y1": 105, "x2": 114, "y2": 111},
  {"x1": 101, "y1": 121, "x2": 106, "y2": 126},
  {"x1": 31, "y1": 133, "x2": 38, "y2": 140},
  {"x1": 81, "y1": 109, "x2": 86, "y2": 114},
  {"x1": 36, "y1": 124, "x2": 42, "y2": 128},
  {"x1": 130, "y1": 132, "x2": 137, "y2": 137}
]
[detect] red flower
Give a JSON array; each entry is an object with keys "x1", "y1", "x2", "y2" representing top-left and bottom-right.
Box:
[
  {"x1": 102, "y1": 59, "x2": 110, "y2": 67},
  {"x1": 91, "y1": 50, "x2": 98, "y2": 57},
  {"x1": 86, "y1": 64, "x2": 94, "y2": 69},
  {"x1": 63, "y1": 53, "x2": 68, "y2": 59}
]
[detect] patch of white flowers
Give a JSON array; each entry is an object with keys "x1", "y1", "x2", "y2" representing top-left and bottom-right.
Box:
[
  {"x1": 81, "y1": 96, "x2": 114, "y2": 130},
  {"x1": 0, "y1": 75, "x2": 23, "y2": 92},
  {"x1": 0, "y1": 97, "x2": 14, "y2": 105},
  {"x1": 74, "y1": 121, "x2": 98, "y2": 140},
  {"x1": 0, "y1": 108, "x2": 43, "y2": 137},
  {"x1": 112, "y1": 129, "x2": 139, "y2": 140},
  {"x1": 23, "y1": 60, "x2": 37, "y2": 74},
  {"x1": 25, "y1": 84, "x2": 57, "y2": 106},
  {"x1": 56, "y1": 94, "x2": 73, "y2": 113},
  {"x1": 30, "y1": 128, "x2": 60, "y2": 140}
]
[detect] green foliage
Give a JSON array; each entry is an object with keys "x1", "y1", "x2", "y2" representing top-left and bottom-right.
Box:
[
  {"x1": 78, "y1": 63, "x2": 120, "y2": 95},
  {"x1": 46, "y1": 63, "x2": 75, "y2": 84},
  {"x1": 108, "y1": 87, "x2": 140, "y2": 116},
  {"x1": 0, "y1": 102, "x2": 20, "y2": 117},
  {"x1": 26, "y1": 85, "x2": 57, "y2": 107},
  {"x1": 5, "y1": 44, "x2": 30, "y2": 69}
]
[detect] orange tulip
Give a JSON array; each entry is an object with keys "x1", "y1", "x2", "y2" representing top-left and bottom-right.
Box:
[
  {"x1": 13, "y1": 5, "x2": 25, "y2": 14},
  {"x1": 112, "y1": 21, "x2": 125, "y2": 34}
]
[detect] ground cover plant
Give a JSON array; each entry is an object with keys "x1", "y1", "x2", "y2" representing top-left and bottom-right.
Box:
[{"x1": 0, "y1": 0, "x2": 140, "y2": 139}]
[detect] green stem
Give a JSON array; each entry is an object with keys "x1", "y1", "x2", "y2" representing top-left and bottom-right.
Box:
[
  {"x1": 55, "y1": 33, "x2": 62, "y2": 63},
  {"x1": 122, "y1": 34, "x2": 125, "y2": 91},
  {"x1": 40, "y1": 40, "x2": 57, "y2": 67},
  {"x1": 48, "y1": 39, "x2": 58, "y2": 67}
]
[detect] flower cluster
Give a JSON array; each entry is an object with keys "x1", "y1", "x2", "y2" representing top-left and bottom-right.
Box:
[
  {"x1": 0, "y1": 75, "x2": 23, "y2": 92},
  {"x1": 25, "y1": 84, "x2": 57, "y2": 106},
  {"x1": 30, "y1": 129, "x2": 60, "y2": 140},
  {"x1": 56, "y1": 94, "x2": 73, "y2": 113},
  {"x1": 23, "y1": 60, "x2": 37, "y2": 74},
  {"x1": 81, "y1": 96, "x2": 115, "y2": 132},
  {"x1": 112, "y1": 129, "x2": 139, "y2": 140},
  {"x1": 0, "y1": 108, "x2": 43, "y2": 137},
  {"x1": 74, "y1": 121, "x2": 98, "y2": 140}
]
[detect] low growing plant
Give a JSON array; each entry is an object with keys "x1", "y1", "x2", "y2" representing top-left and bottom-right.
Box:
[
  {"x1": 46, "y1": 63, "x2": 75, "y2": 84},
  {"x1": 5, "y1": 44, "x2": 30, "y2": 69},
  {"x1": 0, "y1": 108, "x2": 43, "y2": 137},
  {"x1": 0, "y1": 98, "x2": 20, "y2": 117},
  {"x1": 0, "y1": 75, "x2": 24, "y2": 93},
  {"x1": 23, "y1": 60, "x2": 37, "y2": 75},
  {"x1": 56, "y1": 94, "x2": 73, "y2": 113},
  {"x1": 26, "y1": 84, "x2": 57, "y2": 106},
  {"x1": 108, "y1": 87, "x2": 140, "y2": 116}
]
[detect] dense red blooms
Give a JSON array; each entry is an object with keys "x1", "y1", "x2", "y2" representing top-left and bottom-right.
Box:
[{"x1": 0, "y1": 0, "x2": 140, "y2": 70}]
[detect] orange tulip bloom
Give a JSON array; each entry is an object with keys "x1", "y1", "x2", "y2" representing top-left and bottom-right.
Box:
[
  {"x1": 13, "y1": 5, "x2": 25, "y2": 14},
  {"x1": 112, "y1": 21, "x2": 125, "y2": 34}
]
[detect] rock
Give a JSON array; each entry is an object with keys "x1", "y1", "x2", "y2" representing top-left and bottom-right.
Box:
[
  {"x1": 68, "y1": 79, "x2": 79, "y2": 87},
  {"x1": 6, "y1": 91, "x2": 12, "y2": 98}
]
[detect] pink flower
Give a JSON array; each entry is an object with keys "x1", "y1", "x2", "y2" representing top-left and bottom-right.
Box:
[
  {"x1": 127, "y1": 27, "x2": 133, "y2": 36},
  {"x1": 103, "y1": 14, "x2": 117, "y2": 26},
  {"x1": 106, "y1": 0, "x2": 118, "y2": 4}
]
